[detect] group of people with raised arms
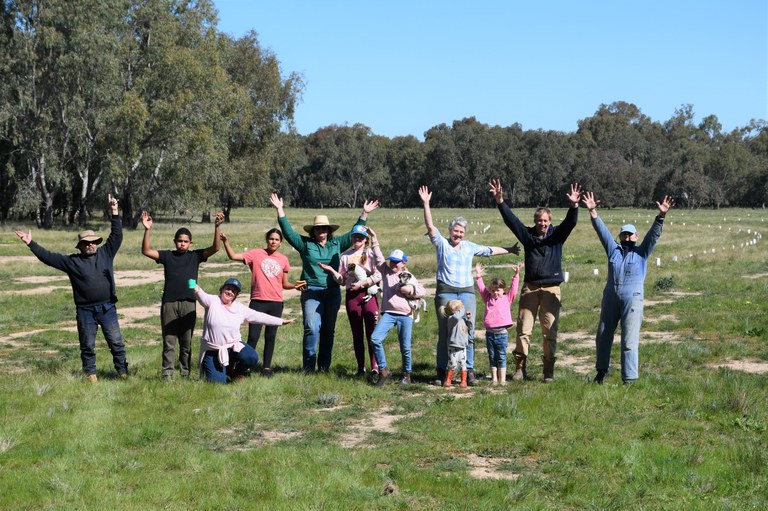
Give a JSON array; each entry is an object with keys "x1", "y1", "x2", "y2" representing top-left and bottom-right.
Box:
[{"x1": 15, "y1": 183, "x2": 673, "y2": 386}]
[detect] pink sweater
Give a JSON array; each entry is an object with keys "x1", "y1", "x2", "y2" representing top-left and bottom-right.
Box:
[
  {"x1": 371, "y1": 241, "x2": 426, "y2": 316},
  {"x1": 476, "y1": 274, "x2": 519, "y2": 329},
  {"x1": 195, "y1": 287, "x2": 283, "y2": 366}
]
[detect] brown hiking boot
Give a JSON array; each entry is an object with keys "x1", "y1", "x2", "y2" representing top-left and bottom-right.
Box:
[
  {"x1": 375, "y1": 367, "x2": 391, "y2": 387},
  {"x1": 86, "y1": 374, "x2": 98, "y2": 383},
  {"x1": 512, "y1": 352, "x2": 526, "y2": 381}
]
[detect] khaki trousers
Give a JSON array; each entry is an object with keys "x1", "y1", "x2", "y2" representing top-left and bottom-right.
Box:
[{"x1": 515, "y1": 283, "x2": 561, "y2": 359}]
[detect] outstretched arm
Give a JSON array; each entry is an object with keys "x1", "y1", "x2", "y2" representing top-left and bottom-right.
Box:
[
  {"x1": 488, "y1": 243, "x2": 520, "y2": 256},
  {"x1": 140, "y1": 211, "x2": 160, "y2": 260},
  {"x1": 220, "y1": 232, "x2": 245, "y2": 262},
  {"x1": 419, "y1": 186, "x2": 438, "y2": 236}
]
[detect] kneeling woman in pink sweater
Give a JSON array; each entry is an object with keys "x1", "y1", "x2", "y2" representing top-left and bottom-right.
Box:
[{"x1": 194, "y1": 278, "x2": 295, "y2": 383}]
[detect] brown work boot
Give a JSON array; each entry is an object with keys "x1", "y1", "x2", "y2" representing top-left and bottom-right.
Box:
[
  {"x1": 511, "y1": 352, "x2": 526, "y2": 381},
  {"x1": 86, "y1": 374, "x2": 98, "y2": 383},
  {"x1": 443, "y1": 369, "x2": 454, "y2": 388},
  {"x1": 375, "y1": 367, "x2": 391, "y2": 387}
]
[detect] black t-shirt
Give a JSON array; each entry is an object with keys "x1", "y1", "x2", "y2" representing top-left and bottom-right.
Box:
[{"x1": 157, "y1": 249, "x2": 207, "y2": 302}]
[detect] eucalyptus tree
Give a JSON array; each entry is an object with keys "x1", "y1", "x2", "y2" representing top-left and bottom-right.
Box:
[
  {"x1": 4, "y1": 0, "x2": 126, "y2": 227},
  {"x1": 104, "y1": 0, "x2": 234, "y2": 226},
  {"x1": 298, "y1": 124, "x2": 388, "y2": 208},
  {"x1": 217, "y1": 30, "x2": 303, "y2": 219},
  {"x1": 521, "y1": 129, "x2": 574, "y2": 207},
  {"x1": 382, "y1": 134, "x2": 425, "y2": 207}
]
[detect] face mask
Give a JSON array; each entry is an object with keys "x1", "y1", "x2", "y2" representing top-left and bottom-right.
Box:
[{"x1": 620, "y1": 240, "x2": 636, "y2": 250}]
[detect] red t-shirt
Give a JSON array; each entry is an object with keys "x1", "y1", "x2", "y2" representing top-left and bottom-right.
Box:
[{"x1": 242, "y1": 248, "x2": 290, "y2": 302}]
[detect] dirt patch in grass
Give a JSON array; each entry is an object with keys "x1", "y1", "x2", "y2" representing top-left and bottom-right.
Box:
[
  {"x1": 216, "y1": 426, "x2": 302, "y2": 450},
  {"x1": 708, "y1": 358, "x2": 768, "y2": 374},
  {"x1": 742, "y1": 272, "x2": 768, "y2": 279},
  {"x1": 646, "y1": 290, "x2": 703, "y2": 307},
  {"x1": 466, "y1": 453, "x2": 521, "y2": 480},
  {"x1": 338, "y1": 406, "x2": 423, "y2": 448}
]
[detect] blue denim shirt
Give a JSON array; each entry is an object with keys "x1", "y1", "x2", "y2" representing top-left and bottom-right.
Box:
[{"x1": 592, "y1": 215, "x2": 664, "y2": 297}]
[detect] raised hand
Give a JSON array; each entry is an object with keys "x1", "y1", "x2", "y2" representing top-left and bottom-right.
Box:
[
  {"x1": 581, "y1": 191, "x2": 598, "y2": 211},
  {"x1": 269, "y1": 193, "x2": 283, "y2": 210},
  {"x1": 141, "y1": 210, "x2": 153, "y2": 230},
  {"x1": 488, "y1": 179, "x2": 504, "y2": 203},
  {"x1": 108, "y1": 194, "x2": 119, "y2": 214},
  {"x1": 214, "y1": 211, "x2": 225, "y2": 226},
  {"x1": 566, "y1": 183, "x2": 582, "y2": 206},
  {"x1": 657, "y1": 195, "x2": 675, "y2": 216},
  {"x1": 475, "y1": 262, "x2": 485, "y2": 277},
  {"x1": 15, "y1": 230, "x2": 32, "y2": 245},
  {"x1": 362, "y1": 199, "x2": 380, "y2": 215},
  {"x1": 418, "y1": 186, "x2": 432, "y2": 204}
]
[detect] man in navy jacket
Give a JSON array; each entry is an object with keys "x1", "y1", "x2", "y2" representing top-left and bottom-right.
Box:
[{"x1": 490, "y1": 179, "x2": 581, "y2": 383}]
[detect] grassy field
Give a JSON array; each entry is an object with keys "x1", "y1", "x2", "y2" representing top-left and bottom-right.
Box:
[{"x1": 1, "y1": 205, "x2": 766, "y2": 510}]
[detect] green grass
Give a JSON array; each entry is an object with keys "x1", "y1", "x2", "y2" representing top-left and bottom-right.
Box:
[{"x1": 1, "y1": 206, "x2": 767, "y2": 510}]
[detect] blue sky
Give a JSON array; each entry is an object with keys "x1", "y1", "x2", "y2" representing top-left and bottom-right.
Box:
[{"x1": 213, "y1": 0, "x2": 767, "y2": 139}]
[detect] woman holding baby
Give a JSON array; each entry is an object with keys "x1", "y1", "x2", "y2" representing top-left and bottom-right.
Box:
[{"x1": 318, "y1": 224, "x2": 382, "y2": 377}]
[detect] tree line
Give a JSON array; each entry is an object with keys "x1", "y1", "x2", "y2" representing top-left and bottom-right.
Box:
[{"x1": 2, "y1": 1, "x2": 766, "y2": 229}]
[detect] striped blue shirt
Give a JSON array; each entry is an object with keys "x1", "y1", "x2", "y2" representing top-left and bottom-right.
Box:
[{"x1": 430, "y1": 228, "x2": 493, "y2": 288}]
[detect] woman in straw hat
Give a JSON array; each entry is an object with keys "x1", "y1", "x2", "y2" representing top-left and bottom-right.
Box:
[{"x1": 269, "y1": 193, "x2": 380, "y2": 373}]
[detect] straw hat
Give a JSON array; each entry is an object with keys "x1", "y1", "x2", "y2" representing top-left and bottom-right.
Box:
[{"x1": 303, "y1": 215, "x2": 339, "y2": 233}]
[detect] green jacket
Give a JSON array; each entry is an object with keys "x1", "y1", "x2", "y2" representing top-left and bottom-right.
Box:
[{"x1": 278, "y1": 215, "x2": 366, "y2": 288}]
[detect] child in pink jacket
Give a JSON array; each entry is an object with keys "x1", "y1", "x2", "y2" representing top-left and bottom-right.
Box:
[
  {"x1": 367, "y1": 227, "x2": 426, "y2": 387},
  {"x1": 476, "y1": 262, "x2": 520, "y2": 385}
]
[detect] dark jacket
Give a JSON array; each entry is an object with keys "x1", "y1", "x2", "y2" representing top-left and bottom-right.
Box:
[
  {"x1": 28, "y1": 215, "x2": 122, "y2": 306},
  {"x1": 497, "y1": 202, "x2": 578, "y2": 285}
]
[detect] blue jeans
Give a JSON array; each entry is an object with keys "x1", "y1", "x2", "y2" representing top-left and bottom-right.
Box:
[
  {"x1": 201, "y1": 343, "x2": 260, "y2": 384},
  {"x1": 300, "y1": 287, "x2": 342, "y2": 371},
  {"x1": 435, "y1": 291, "x2": 476, "y2": 370},
  {"x1": 76, "y1": 303, "x2": 128, "y2": 375},
  {"x1": 486, "y1": 330, "x2": 509, "y2": 369},
  {"x1": 595, "y1": 290, "x2": 644, "y2": 382},
  {"x1": 371, "y1": 313, "x2": 413, "y2": 372}
]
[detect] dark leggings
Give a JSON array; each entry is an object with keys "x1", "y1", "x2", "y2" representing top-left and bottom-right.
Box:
[{"x1": 247, "y1": 299, "x2": 284, "y2": 368}]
